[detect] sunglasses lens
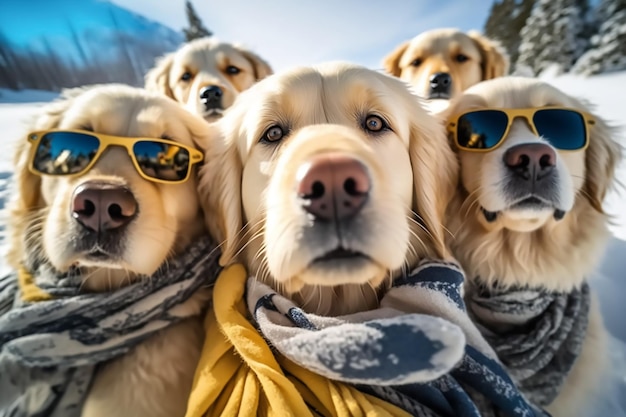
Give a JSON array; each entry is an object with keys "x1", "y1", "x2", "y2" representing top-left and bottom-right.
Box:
[
  {"x1": 456, "y1": 110, "x2": 509, "y2": 150},
  {"x1": 533, "y1": 109, "x2": 587, "y2": 150},
  {"x1": 133, "y1": 141, "x2": 191, "y2": 182},
  {"x1": 32, "y1": 132, "x2": 99, "y2": 175}
]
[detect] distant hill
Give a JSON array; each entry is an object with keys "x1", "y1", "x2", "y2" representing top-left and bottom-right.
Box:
[{"x1": 0, "y1": 0, "x2": 184, "y2": 91}]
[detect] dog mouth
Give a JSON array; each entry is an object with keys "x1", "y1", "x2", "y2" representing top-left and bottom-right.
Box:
[
  {"x1": 312, "y1": 247, "x2": 370, "y2": 263},
  {"x1": 481, "y1": 196, "x2": 566, "y2": 223},
  {"x1": 203, "y1": 108, "x2": 224, "y2": 119},
  {"x1": 427, "y1": 92, "x2": 451, "y2": 100}
]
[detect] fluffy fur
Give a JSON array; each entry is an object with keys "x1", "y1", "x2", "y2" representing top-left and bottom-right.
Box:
[
  {"x1": 6, "y1": 84, "x2": 213, "y2": 417},
  {"x1": 145, "y1": 37, "x2": 272, "y2": 120},
  {"x1": 444, "y1": 77, "x2": 622, "y2": 417},
  {"x1": 198, "y1": 62, "x2": 457, "y2": 316},
  {"x1": 383, "y1": 28, "x2": 509, "y2": 101}
]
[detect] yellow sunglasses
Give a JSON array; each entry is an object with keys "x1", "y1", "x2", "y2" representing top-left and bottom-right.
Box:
[
  {"x1": 26, "y1": 129, "x2": 204, "y2": 184},
  {"x1": 447, "y1": 107, "x2": 595, "y2": 152}
]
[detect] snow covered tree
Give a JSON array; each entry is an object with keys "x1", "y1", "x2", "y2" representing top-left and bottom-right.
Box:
[
  {"x1": 183, "y1": 0, "x2": 212, "y2": 41},
  {"x1": 516, "y1": 0, "x2": 590, "y2": 75},
  {"x1": 573, "y1": 0, "x2": 626, "y2": 75},
  {"x1": 484, "y1": 0, "x2": 535, "y2": 68}
]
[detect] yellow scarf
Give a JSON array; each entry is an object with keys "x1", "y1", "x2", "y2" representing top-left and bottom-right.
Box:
[{"x1": 185, "y1": 264, "x2": 410, "y2": 417}]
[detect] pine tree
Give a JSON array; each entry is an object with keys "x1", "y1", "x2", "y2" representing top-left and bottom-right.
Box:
[
  {"x1": 484, "y1": 0, "x2": 535, "y2": 68},
  {"x1": 516, "y1": 0, "x2": 589, "y2": 75},
  {"x1": 183, "y1": 0, "x2": 212, "y2": 42},
  {"x1": 573, "y1": 0, "x2": 626, "y2": 75}
]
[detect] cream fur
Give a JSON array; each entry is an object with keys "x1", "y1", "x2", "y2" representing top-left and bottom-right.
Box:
[
  {"x1": 145, "y1": 37, "x2": 273, "y2": 120},
  {"x1": 198, "y1": 62, "x2": 457, "y2": 316},
  {"x1": 444, "y1": 77, "x2": 623, "y2": 416},
  {"x1": 7, "y1": 84, "x2": 213, "y2": 417},
  {"x1": 383, "y1": 28, "x2": 509, "y2": 100}
]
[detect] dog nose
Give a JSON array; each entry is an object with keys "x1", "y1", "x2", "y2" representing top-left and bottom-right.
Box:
[
  {"x1": 72, "y1": 182, "x2": 138, "y2": 232},
  {"x1": 504, "y1": 143, "x2": 556, "y2": 180},
  {"x1": 199, "y1": 85, "x2": 223, "y2": 109},
  {"x1": 297, "y1": 153, "x2": 370, "y2": 221},
  {"x1": 429, "y1": 73, "x2": 452, "y2": 93}
]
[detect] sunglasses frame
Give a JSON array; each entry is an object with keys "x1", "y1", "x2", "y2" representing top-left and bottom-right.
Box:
[
  {"x1": 26, "y1": 129, "x2": 204, "y2": 184},
  {"x1": 447, "y1": 106, "x2": 595, "y2": 153}
]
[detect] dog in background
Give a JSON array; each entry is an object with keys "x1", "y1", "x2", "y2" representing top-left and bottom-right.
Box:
[
  {"x1": 145, "y1": 37, "x2": 273, "y2": 120},
  {"x1": 383, "y1": 28, "x2": 508, "y2": 103},
  {"x1": 197, "y1": 62, "x2": 457, "y2": 316},
  {"x1": 7, "y1": 85, "x2": 213, "y2": 417},
  {"x1": 444, "y1": 77, "x2": 622, "y2": 417}
]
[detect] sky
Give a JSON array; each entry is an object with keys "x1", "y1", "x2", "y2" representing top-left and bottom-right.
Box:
[{"x1": 108, "y1": 0, "x2": 494, "y2": 72}]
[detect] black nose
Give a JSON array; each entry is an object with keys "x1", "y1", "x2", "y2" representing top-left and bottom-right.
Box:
[
  {"x1": 503, "y1": 143, "x2": 557, "y2": 181},
  {"x1": 199, "y1": 85, "x2": 223, "y2": 109},
  {"x1": 429, "y1": 73, "x2": 452, "y2": 94},
  {"x1": 71, "y1": 182, "x2": 138, "y2": 232}
]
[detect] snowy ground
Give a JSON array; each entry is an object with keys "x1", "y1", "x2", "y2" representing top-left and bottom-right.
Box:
[{"x1": 0, "y1": 76, "x2": 625, "y2": 336}]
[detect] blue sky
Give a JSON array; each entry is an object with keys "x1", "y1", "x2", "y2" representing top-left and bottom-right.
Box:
[{"x1": 108, "y1": 0, "x2": 494, "y2": 71}]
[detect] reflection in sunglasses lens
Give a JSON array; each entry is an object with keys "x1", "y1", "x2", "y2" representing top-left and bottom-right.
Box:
[
  {"x1": 133, "y1": 141, "x2": 190, "y2": 182},
  {"x1": 533, "y1": 109, "x2": 587, "y2": 150},
  {"x1": 33, "y1": 132, "x2": 99, "y2": 175},
  {"x1": 457, "y1": 110, "x2": 509, "y2": 150}
]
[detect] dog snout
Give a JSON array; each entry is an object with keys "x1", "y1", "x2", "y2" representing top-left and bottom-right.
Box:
[
  {"x1": 504, "y1": 143, "x2": 556, "y2": 181},
  {"x1": 429, "y1": 72, "x2": 452, "y2": 94},
  {"x1": 297, "y1": 153, "x2": 370, "y2": 221},
  {"x1": 72, "y1": 182, "x2": 138, "y2": 232},
  {"x1": 199, "y1": 85, "x2": 223, "y2": 109}
]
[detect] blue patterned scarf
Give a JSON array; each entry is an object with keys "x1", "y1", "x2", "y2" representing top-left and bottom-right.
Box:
[
  {"x1": 0, "y1": 236, "x2": 221, "y2": 417},
  {"x1": 247, "y1": 260, "x2": 550, "y2": 417}
]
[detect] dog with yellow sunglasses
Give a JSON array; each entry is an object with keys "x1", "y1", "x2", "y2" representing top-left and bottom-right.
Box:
[
  {"x1": 444, "y1": 77, "x2": 622, "y2": 417},
  {"x1": 6, "y1": 84, "x2": 212, "y2": 417}
]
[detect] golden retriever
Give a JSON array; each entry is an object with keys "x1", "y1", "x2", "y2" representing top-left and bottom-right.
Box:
[
  {"x1": 383, "y1": 28, "x2": 509, "y2": 101},
  {"x1": 444, "y1": 77, "x2": 622, "y2": 417},
  {"x1": 198, "y1": 62, "x2": 457, "y2": 316},
  {"x1": 145, "y1": 37, "x2": 273, "y2": 120},
  {"x1": 7, "y1": 84, "x2": 212, "y2": 417}
]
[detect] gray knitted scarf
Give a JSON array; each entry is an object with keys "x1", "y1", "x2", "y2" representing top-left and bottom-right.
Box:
[
  {"x1": 468, "y1": 281, "x2": 590, "y2": 407},
  {"x1": 0, "y1": 236, "x2": 221, "y2": 417}
]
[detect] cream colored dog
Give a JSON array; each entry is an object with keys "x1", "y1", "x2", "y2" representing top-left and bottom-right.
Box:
[
  {"x1": 198, "y1": 62, "x2": 457, "y2": 316},
  {"x1": 8, "y1": 85, "x2": 212, "y2": 417},
  {"x1": 383, "y1": 28, "x2": 509, "y2": 101},
  {"x1": 444, "y1": 77, "x2": 622, "y2": 417},
  {"x1": 145, "y1": 37, "x2": 273, "y2": 120}
]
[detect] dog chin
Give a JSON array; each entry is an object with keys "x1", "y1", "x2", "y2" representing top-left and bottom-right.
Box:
[{"x1": 285, "y1": 259, "x2": 385, "y2": 293}]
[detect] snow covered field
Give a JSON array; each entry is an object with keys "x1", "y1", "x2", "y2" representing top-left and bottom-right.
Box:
[{"x1": 0, "y1": 72, "x2": 625, "y2": 338}]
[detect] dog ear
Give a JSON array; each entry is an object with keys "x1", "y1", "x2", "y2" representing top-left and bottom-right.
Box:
[
  {"x1": 583, "y1": 112, "x2": 623, "y2": 213},
  {"x1": 145, "y1": 52, "x2": 175, "y2": 99},
  {"x1": 234, "y1": 45, "x2": 273, "y2": 81},
  {"x1": 468, "y1": 31, "x2": 509, "y2": 80},
  {"x1": 7, "y1": 93, "x2": 76, "y2": 267},
  {"x1": 197, "y1": 118, "x2": 244, "y2": 266},
  {"x1": 407, "y1": 97, "x2": 459, "y2": 259},
  {"x1": 382, "y1": 40, "x2": 409, "y2": 77}
]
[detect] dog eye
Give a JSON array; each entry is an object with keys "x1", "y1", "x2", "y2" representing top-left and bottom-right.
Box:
[
  {"x1": 411, "y1": 58, "x2": 422, "y2": 67},
  {"x1": 455, "y1": 54, "x2": 469, "y2": 63},
  {"x1": 180, "y1": 71, "x2": 193, "y2": 81},
  {"x1": 226, "y1": 65, "x2": 241, "y2": 75},
  {"x1": 261, "y1": 125, "x2": 285, "y2": 143},
  {"x1": 363, "y1": 115, "x2": 388, "y2": 133}
]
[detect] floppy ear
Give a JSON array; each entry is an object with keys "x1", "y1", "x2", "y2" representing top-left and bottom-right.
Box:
[
  {"x1": 468, "y1": 31, "x2": 509, "y2": 80},
  {"x1": 6, "y1": 94, "x2": 75, "y2": 267},
  {"x1": 382, "y1": 40, "x2": 409, "y2": 77},
  {"x1": 407, "y1": 99, "x2": 459, "y2": 259},
  {"x1": 144, "y1": 52, "x2": 175, "y2": 99},
  {"x1": 234, "y1": 45, "x2": 273, "y2": 81},
  {"x1": 583, "y1": 113, "x2": 623, "y2": 213},
  {"x1": 197, "y1": 120, "x2": 244, "y2": 266}
]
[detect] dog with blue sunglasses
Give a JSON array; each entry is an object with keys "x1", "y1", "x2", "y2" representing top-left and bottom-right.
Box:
[
  {"x1": 2, "y1": 84, "x2": 218, "y2": 417},
  {"x1": 444, "y1": 77, "x2": 623, "y2": 417}
]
